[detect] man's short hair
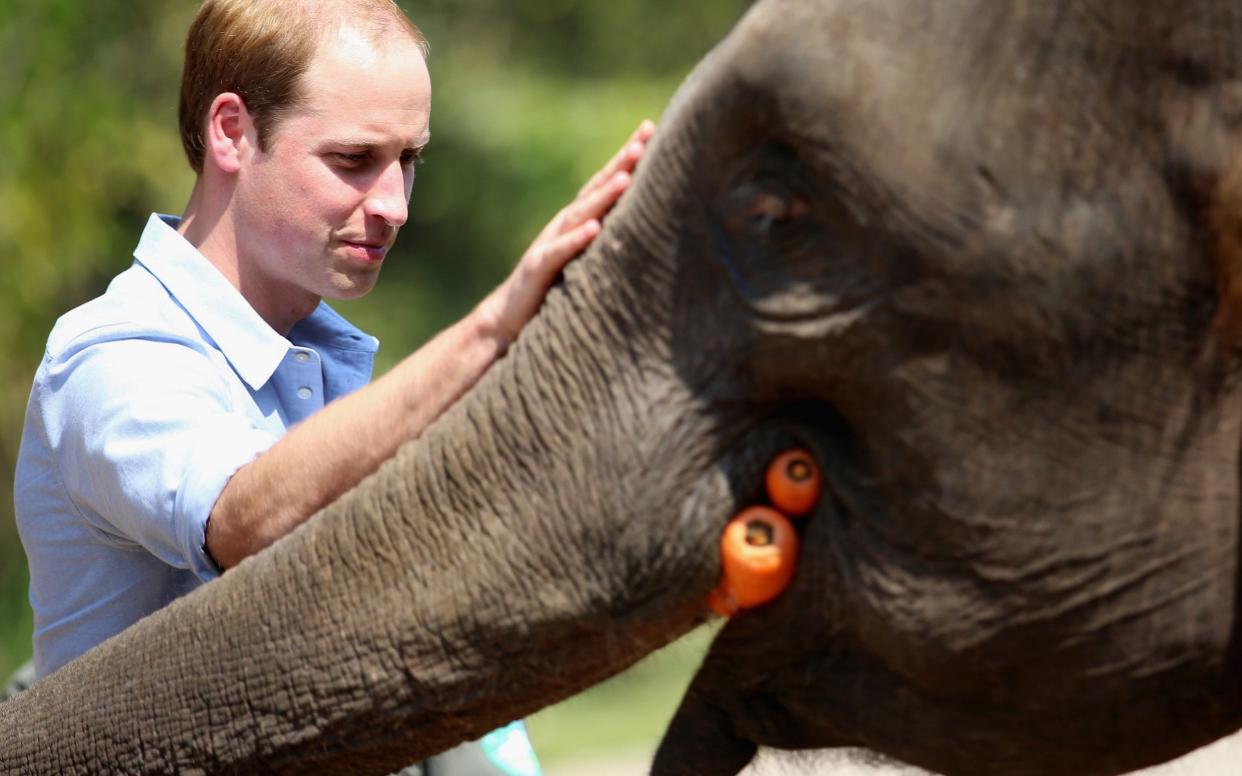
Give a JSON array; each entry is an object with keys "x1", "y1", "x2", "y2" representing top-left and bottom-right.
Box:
[{"x1": 178, "y1": 0, "x2": 429, "y2": 173}]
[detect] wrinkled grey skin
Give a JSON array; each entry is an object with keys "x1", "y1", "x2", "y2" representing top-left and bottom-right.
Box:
[{"x1": 4, "y1": 1, "x2": 1242, "y2": 774}]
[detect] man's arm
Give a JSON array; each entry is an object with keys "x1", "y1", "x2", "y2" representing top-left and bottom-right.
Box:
[{"x1": 205, "y1": 121, "x2": 656, "y2": 570}]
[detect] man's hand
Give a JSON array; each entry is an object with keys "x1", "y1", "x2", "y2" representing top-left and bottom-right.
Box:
[{"x1": 476, "y1": 120, "x2": 657, "y2": 350}]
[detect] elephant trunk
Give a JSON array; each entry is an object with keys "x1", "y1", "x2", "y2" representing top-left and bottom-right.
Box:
[{"x1": 0, "y1": 116, "x2": 730, "y2": 774}]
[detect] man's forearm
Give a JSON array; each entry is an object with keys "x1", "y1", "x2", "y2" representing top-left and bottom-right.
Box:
[
  {"x1": 205, "y1": 309, "x2": 507, "y2": 570},
  {"x1": 206, "y1": 120, "x2": 653, "y2": 570}
]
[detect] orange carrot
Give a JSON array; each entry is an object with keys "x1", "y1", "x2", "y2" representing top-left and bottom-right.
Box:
[
  {"x1": 708, "y1": 506, "x2": 800, "y2": 616},
  {"x1": 765, "y1": 449, "x2": 821, "y2": 517}
]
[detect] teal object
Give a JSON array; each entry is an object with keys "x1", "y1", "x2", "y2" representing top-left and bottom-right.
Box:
[{"x1": 479, "y1": 721, "x2": 543, "y2": 776}]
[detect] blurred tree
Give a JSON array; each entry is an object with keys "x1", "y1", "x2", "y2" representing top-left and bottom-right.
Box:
[
  {"x1": 0, "y1": 0, "x2": 197, "y2": 674},
  {"x1": 0, "y1": 0, "x2": 749, "y2": 684}
]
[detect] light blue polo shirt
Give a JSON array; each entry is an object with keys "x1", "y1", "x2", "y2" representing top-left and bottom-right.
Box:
[{"x1": 15, "y1": 213, "x2": 379, "y2": 678}]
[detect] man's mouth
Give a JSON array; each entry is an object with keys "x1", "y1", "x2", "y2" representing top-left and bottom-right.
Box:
[{"x1": 339, "y1": 239, "x2": 391, "y2": 263}]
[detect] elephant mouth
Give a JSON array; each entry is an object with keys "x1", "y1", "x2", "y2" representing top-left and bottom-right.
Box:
[
  {"x1": 665, "y1": 397, "x2": 855, "y2": 619},
  {"x1": 712, "y1": 399, "x2": 855, "y2": 520},
  {"x1": 646, "y1": 399, "x2": 860, "y2": 774}
]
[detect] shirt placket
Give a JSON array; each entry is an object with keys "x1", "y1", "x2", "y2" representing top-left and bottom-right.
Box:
[{"x1": 279, "y1": 347, "x2": 325, "y2": 425}]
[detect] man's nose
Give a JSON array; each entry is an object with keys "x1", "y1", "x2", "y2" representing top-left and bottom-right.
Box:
[{"x1": 364, "y1": 161, "x2": 410, "y2": 227}]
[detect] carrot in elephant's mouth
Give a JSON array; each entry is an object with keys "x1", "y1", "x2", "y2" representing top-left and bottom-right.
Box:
[
  {"x1": 766, "y1": 449, "x2": 821, "y2": 516},
  {"x1": 708, "y1": 448, "x2": 822, "y2": 617}
]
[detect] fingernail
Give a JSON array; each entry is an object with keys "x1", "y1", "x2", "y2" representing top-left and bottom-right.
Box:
[{"x1": 627, "y1": 141, "x2": 643, "y2": 156}]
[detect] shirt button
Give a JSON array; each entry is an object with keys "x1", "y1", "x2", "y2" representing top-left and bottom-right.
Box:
[
  {"x1": 297, "y1": 387, "x2": 313, "y2": 400},
  {"x1": 295, "y1": 352, "x2": 311, "y2": 363}
]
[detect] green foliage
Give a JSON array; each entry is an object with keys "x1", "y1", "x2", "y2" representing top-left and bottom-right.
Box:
[
  {"x1": 0, "y1": 4, "x2": 748, "y2": 756},
  {"x1": 0, "y1": 0, "x2": 199, "y2": 675}
]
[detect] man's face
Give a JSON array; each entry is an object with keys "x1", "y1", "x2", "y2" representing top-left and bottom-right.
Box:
[{"x1": 232, "y1": 25, "x2": 432, "y2": 324}]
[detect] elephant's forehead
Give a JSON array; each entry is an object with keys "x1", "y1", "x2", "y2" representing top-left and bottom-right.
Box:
[
  {"x1": 720, "y1": 0, "x2": 1144, "y2": 197},
  {"x1": 689, "y1": 0, "x2": 1183, "y2": 307}
]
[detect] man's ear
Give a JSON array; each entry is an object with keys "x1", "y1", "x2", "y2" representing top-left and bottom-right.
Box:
[{"x1": 204, "y1": 92, "x2": 253, "y2": 175}]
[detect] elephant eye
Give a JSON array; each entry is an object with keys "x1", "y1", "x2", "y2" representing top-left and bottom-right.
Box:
[
  {"x1": 735, "y1": 181, "x2": 814, "y2": 233},
  {"x1": 743, "y1": 188, "x2": 808, "y2": 229}
]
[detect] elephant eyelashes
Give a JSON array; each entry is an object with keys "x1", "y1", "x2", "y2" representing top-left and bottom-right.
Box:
[
  {"x1": 732, "y1": 180, "x2": 811, "y2": 241},
  {"x1": 728, "y1": 139, "x2": 814, "y2": 233},
  {"x1": 745, "y1": 190, "x2": 808, "y2": 227}
]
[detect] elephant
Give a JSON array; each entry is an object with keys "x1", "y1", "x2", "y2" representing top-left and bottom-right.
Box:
[{"x1": 4, "y1": 0, "x2": 1242, "y2": 774}]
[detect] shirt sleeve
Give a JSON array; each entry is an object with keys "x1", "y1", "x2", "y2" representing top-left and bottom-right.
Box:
[{"x1": 38, "y1": 333, "x2": 281, "y2": 582}]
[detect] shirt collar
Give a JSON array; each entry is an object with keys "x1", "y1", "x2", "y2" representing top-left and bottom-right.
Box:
[{"x1": 132, "y1": 213, "x2": 376, "y2": 390}]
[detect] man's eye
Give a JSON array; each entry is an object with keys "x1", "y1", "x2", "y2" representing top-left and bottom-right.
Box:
[
  {"x1": 400, "y1": 152, "x2": 423, "y2": 168},
  {"x1": 333, "y1": 152, "x2": 368, "y2": 166}
]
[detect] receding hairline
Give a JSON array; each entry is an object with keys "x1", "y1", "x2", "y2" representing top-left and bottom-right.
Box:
[
  {"x1": 290, "y1": 0, "x2": 430, "y2": 59},
  {"x1": 179, "y1": 0, "x2": 430, "y2": 172}
]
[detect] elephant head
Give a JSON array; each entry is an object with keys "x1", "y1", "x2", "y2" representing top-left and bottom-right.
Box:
[{"x1": 4, "y1": 1, "x2": 1242, "y2": 774}]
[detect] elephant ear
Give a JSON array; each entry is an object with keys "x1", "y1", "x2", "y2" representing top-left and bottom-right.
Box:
[
  {"x1": 1157, "y1": 21, "x2": 1242, "y2": 353},
  {"x1": 1159, "y1": 75, "x2": 1242, "y2": 360},
  {"x1": 1134, "y1": 2, "x2": 1242, "y2": 352},
  {"x1": 1205, "y1": 105, "x2": 1242, "y2": 349}
]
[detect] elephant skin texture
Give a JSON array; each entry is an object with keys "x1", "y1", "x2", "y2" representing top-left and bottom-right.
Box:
[{"x1": 4, "y1": 1, "x2": 1242, "y2": 774}]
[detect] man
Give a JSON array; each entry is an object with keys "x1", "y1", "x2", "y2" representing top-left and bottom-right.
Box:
[{"x1": 11, "y1": 0, "x2": 652, "y2": 772}]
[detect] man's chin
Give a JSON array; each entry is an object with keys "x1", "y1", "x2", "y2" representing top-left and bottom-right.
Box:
[{"x1": 325, "y1": 272, "x2": 382, "y2": 302}]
